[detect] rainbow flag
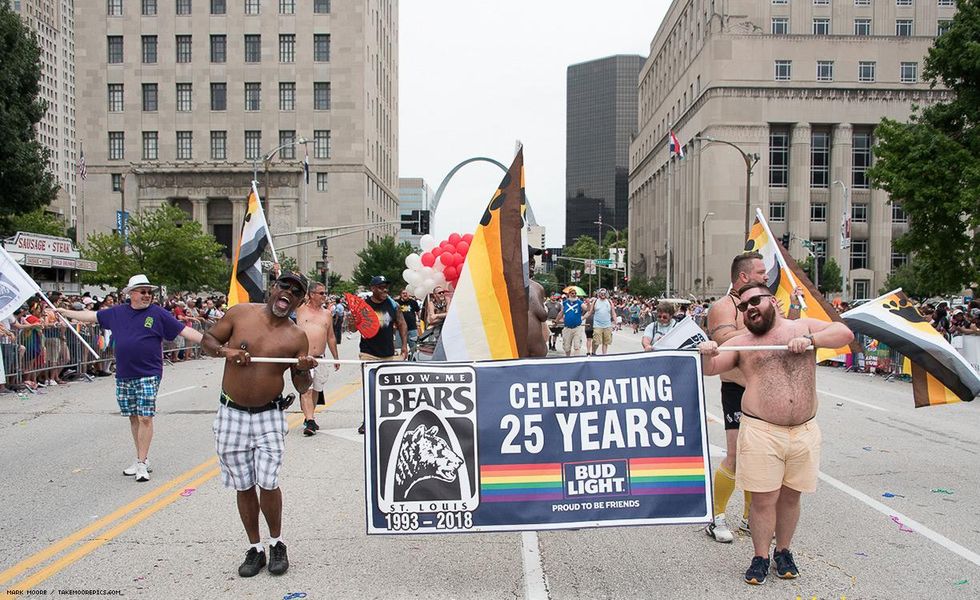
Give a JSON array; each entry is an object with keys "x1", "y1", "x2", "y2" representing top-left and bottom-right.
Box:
[
  {"x1": 480, "y1": 463, "x2": 563, "y2": 503},
  {"x1": 228, "y1": 181, "x2": 275, "y2": 307},
  {"x1": 629, "y1": 457, "x2": 706, "y2": 496},
  {"x1": 436, "y1": 149, "x2": 529, "y2": 360}
]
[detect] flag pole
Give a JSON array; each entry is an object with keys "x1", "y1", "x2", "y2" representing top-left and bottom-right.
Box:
[
  {"x1": 666, "y1": 138, "x2": 673, "y2": 297},
  {"x1": 252, "y1": 180, "x2": 279, "y2": 263},
  {"x1": 755, "y1": 207, "x2": 807, "y2": 310},
  {"x1": 38, "y1": 289, "x2": 100, "y2": 359}
]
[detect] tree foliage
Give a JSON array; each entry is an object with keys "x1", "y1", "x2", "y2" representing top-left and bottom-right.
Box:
[
  {"x1": 880, "y1": 256, "x2": 955, "y2": 298},
  {"x1": 351, "y1": 236, "x2": 414, "y2": 289},
  {"x1": 626, "y1": 275, "x2": 666, "y2": 298},
  {"x1": 81, "y1": 204, "x2": 230, "y2": 291},
  {"x1": 327, "y1": 271, "x2": 359, "y2": 295},
  {"x1": 0, "y1": 3, "x2": 59, "y2": 234},
  {"x1": 8, "y1": 208, "x2": 65, "y2": 237},
  {"x1": 868, "y1": 0, "x2": 980, "y2": 291},
  {"x1": 821, "y1": 258, "x2": 843, "y2": 294}
]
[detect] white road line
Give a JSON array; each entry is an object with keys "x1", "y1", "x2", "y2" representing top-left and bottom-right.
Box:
[
  {"x1": 818, "y1": 389, "x2": 890, "y2": 412},
  {"x1": 157, "y1": 385, "x2": 197, "y2": 398},
  {"x1": 705, "y1": 410, "x2": 980, "y2": 568},
  {"x1": 521, "y1": 531, "x2": 549, "y2": 600}
]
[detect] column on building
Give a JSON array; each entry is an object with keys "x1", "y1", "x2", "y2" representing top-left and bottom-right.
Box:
[
  {"x1": 869, "y1": 187, "x2": 892, "y2": 291},
  {"x1": 828, "y1": 123, "x2": 852, "y2": 275},
  {"x1": 231, "y1": 196, "x2": 245, "y2": 252},
  {"x1": 788, "y1": 123, "x2": 811, "y2": 256},
  {"x1": 191, "y1": 198, "x2": 208, "y2": 229}
]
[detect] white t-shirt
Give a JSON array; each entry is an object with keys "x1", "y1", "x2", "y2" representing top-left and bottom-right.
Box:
[{"x1": 643, "y1": 320, "x2": 676, "y2": 346}]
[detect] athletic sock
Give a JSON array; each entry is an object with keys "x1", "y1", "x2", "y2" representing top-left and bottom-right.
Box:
[
  {"x1": 268, "y1": 536, "x2": 282, "y2": 547},
  {"x1": 712, "y1": 464, "x2": 736, "y2": 517},
  {"x1": 250, "y1": 542, "x2": 264, "y2": 553},
  {"x1": 743, "y1": 490, "x2": 752, "y2": 521}
]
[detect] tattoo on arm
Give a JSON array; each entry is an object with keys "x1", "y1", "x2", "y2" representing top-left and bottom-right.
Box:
[{"x1": 708, "y1": 323, "x2": 736, "y2": 336}]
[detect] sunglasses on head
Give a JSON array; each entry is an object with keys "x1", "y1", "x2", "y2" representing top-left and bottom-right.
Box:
[
  {"x1": 737, "y1": 294, "x2": 773, "y2": 312},
  {"x1": 275, "y1": 281, "x2": 304, "y2": 296}
]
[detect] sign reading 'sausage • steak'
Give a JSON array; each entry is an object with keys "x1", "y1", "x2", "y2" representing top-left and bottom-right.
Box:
[{"x1": 364, "y1": 352, "x2": 712, "y2": 534}]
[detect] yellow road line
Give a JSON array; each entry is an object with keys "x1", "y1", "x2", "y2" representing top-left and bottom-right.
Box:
[{"x1": 2, "y1": 379, "x2": 362, "y2": 594}]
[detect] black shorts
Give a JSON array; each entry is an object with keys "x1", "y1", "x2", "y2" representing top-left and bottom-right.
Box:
[
  {"x1": 584, "y1": 327, "x2": 594, "y2": 339},
  {"x1": 720, "y1": 382, "x2": 745, "y2": 430}
]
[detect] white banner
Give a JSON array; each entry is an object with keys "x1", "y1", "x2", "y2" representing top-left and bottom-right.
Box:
[
  {"x1": 653, "y1": 316, "x2": 708, "y2": 351},
  {"x1": 0, "y1": 246, "x2": 41, "y2": 322}
]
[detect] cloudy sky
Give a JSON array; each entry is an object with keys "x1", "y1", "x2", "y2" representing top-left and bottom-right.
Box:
[{"x1": 399, "y1": 1, "x2": 671, "y2": 247}]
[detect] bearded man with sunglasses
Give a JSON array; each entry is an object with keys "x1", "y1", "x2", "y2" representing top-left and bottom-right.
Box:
[
  {"x1": 698, "y1": 282, "x2": 853, "y2": 585},
  {"x1": 57, "y1": 274, "x2": 204, "y2": 483}
]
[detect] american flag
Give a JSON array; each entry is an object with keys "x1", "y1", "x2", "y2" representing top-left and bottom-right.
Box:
[
  {"x1": 77, "y1": 148, "x2": 87, "y2": 181},
  {"x1": 303, "y1": 151, "x2": 310, "y2": 185}
]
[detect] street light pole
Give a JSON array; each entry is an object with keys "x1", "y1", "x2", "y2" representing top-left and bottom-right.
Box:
[
  {"x1": 695, "y1": 136, "x2": 760, "y2": 238},
  {"x1": 701, "y1": 211, "x2": 714, "y2": 297},
  {"x1": 833, "y1": 179, "x2": 850, "y2": 301}
]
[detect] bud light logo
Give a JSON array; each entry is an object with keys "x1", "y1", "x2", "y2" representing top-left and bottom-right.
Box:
[{"x1": 562, "y1": 459, "x2": 630, "y2": 499}]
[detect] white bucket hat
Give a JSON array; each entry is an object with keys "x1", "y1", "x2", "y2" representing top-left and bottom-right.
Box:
[{"x1": 122, "y1": 274, "x2": 159, "y2": 294}]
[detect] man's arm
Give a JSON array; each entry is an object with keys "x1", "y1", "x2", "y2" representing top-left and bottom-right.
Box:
[
  {"x1": 698, "y1": 341, "x2": 740, "y2": 375},
  {"x1": 706, "y1": 298, "x2": 740, "y2": 343},
  {"x1": 642, "y1": 335, "x2": 654, "y2": 351},
  {"x1": 395, "y1": 311, "x2": 409, "y2": 359},
  {"x1": 325, "y1": 313, "x2": 340, "y2": 370},
  {"x1": 289, "y1": 332, "x2": 316, "y2": 394},
  {"x1": 201, "y1": 305, "x2": 245, "y2": 362},
  {"x1": 785, "y1": 286, "x2": 803, "y2": 320},
  {"x1": 794, "y1": 318, "x2": 854, "y2": 352},
  {"x1": 179, "y1": 326, "x2": 203, "y2": 344},
  {"x1": 56, "y1": 308, "x2": 99, "y2": 324}
]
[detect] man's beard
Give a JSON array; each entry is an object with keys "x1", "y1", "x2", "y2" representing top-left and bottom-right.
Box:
[{"x1": 744, "y1": 306, "x2": 776, "y2": 335}]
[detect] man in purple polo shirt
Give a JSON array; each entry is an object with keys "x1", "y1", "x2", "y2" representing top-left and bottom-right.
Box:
[{"x1": 59, "y1": 274, "x2": 203, "y2": 482}]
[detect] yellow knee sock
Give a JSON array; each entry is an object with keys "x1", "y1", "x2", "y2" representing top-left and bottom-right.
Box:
[
  {"x1": 743, "y1": 490, "x2": 752, "y2": 520},
  {"x1": 712, "y1": 464, "x2": 736, "y2": 517}
]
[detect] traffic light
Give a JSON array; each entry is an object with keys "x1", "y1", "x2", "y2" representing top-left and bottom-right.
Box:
[
  {"x1": 418, "y1": 210, "x2": 430, "y2": 235},
  {"x1": 780, "y1": 233, "x2": 790, "y2": 249}
]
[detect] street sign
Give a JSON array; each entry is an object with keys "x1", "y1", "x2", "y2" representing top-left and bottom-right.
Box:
[
  {"x1": 594, "y1": 258, "x2": 613, "y2": 266},
  {"x1": 585, "y1": 259, "x2": 597, "y2": 274}
]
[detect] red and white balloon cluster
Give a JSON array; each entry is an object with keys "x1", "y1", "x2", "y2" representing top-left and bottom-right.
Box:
[{"x1": 402, "y1": 232, "x2": 473, "y2": 298}]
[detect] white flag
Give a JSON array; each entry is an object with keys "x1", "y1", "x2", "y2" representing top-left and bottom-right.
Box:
[
  {"x1": 653, "y1": 316, "x2": 708, "y2": 351},
  {"x1": 0, "y1": 246, "x2": 41, "y2": 322}
]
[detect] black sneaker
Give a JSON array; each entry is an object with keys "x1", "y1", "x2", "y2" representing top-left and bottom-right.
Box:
[
  {"x1": 772, "y1": 548, "x2": 799, "y2": 579},
  {"x1": 303, "y1": 420, "x2": 316, "y2": 436},
  {"x1": 268, "y1": 542, "x2": 289, "y2": 575},
  {"x1": 238, "y1": 548, "x2": 266, "y2": 578},
  {"x1": 744, "y1": 555, "x2": 770, "y2": 585},
  {"x1": 357, "y1": 422, "x2": 365, "y2": 435},
  {"x1": 309, "y1": 419, "x2": 320, "y2": 431}
]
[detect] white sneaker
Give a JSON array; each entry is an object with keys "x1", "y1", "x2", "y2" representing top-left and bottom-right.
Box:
[
  {"x1": 135, "y1": 461, "x2": 150, "y2": 482},
  {"x1": 739, "y1": 516, "x2": 751, "y2": 533},
  {"x1": 705, "y1": 514, "x2": 734, "y2": 543},
  {"x1": 123, "y1": 459, "x2": 152, "y2": 476}
]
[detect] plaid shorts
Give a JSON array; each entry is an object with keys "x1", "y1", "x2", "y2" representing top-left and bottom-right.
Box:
[
  {"x1": 115, "y1": 376, "x2": 161, "y2": 417},
  {"x1": 212, "y1": 399, "x2": 287, "y2": 491}
]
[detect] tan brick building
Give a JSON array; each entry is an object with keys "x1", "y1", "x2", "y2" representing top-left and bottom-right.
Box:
[
  {"x1": 629, "y1": 0, "x2": 955, "y2": 299},
  {"x1": 75, "y1": 0, "x2": 398, "y2": 277}
]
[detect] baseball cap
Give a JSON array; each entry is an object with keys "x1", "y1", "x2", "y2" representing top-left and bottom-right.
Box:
[
  {"x1": 370, "y1": 275, "x2": 389, "y2": 286},
  {"x1": 276, "y1": 271, "x2": 309, "y2": 295}
]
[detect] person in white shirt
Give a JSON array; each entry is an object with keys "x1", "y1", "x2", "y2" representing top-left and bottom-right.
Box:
[{"x1": 642, "y1": 302, "x2": 676, "y2": 351}]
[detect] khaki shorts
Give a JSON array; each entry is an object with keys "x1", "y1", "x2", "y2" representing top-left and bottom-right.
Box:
[
  {"x1": 736, "y1": 415, "x2": 821, "y2": 493},
  {"x1": 561, "y1": 326, "x2": 584, "y2": 353},
  {"x1": 358, "y1": 352, "x2": 401, "y2": 362},
  {"x1": 593, "y1": 327, "x2": 613, "y2": 345}
]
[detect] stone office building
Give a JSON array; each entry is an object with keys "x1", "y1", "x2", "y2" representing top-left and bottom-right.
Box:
[
  {"x1": 628, "y1": 0, "x2": 955, "y2": 299},
  {"x1": 75, "y1": 0, "x2": 398, "y2": 277}
]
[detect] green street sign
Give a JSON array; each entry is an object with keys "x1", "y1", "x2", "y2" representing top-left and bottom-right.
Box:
[{"x1": 595, "y1": 259, "x2": 614, "y2": 266}]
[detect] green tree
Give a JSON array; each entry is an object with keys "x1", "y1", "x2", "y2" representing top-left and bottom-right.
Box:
[
  {"x1": 327, "y1": 272, "x2": 359, "y2": 295},
  {"x1": 351, "y1": 236, "x2": 413, "y2": 288},
  {"x1": 532, "y1": 272, "x2": 560, "y2": 295},
  {"x1": 868, "y1": 0, "x2": 980, "y2": 291},
  {"x1": 0, "y1": 3, "x2": 59, "y2": 234},
  {"x1": 626, "y1": 275, "x2": 666, "y2": 298},
  {"x1": 8, "y1": 208, "x2": 65, "y2": 237},
  {"x1": 563, "y1": 235, "x2": 604, "y2": 291},
  {"x1": 82, "y1": 204, "x2": 229, "y2": 291},
  {"x1": 821, "y1": 258, "x2": 843, "y2": 294},
  {"x1": 880, "y1": 256, "x2": 960, "y2": 298}
]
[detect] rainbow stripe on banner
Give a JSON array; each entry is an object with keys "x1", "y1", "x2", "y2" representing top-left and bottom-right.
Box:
[
  {"x1": 480, "y1": 463, "x2": 563, "y2": 503},
  {"x1": 629, "y1": 456, "x2": 706, "y2": 496}
]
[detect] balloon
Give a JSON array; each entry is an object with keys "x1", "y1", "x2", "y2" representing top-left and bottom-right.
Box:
[
  {"x1": 421, "y1": 252, "x2": 435, "y2": 267},
  {"x1": 462, "y1": 233, "x2": 474, "y2": 243},
  {"x1": 405, "y1": 253, "x2": 421, "y2": 270},
  {"x1": 456, "y1": 241, "x2": 470, "y2": 255},
  {"x1": 402, "y1": 268, "x2": 413, "y2": 282},
  {"x1": 444, "y1": 266, "x2": 458, "y2": 281},
  {"x1": 441, "y1": 240, "x2": 454, "y2": 250},
  {"x1": 434, "y1": 271, "x2": 448, "y2": 286},
  {"x1": 413, "y1": 285, "x2": 426, "y2": 298},
  {"x1": 448, "y1": 233, "x2": 461, "y2": 245},
  {"x1": 431, "y1": 246, "x2": 445, "y2": 258},
  {"x1": 406, "y1": 270, "x2": 420, "y2": 285},
  {"x1": 433, "y1": 259, "x2": 446, "y2": 272},
  {"x1": 419, "y1": 234, "x2": 436, "y2": 252},
  {"x1": 452, "y1": 253, "x2": 464, "y2": 267},
  {"x1": 439, "y1": 252, "x2": 454, "y2": 267}
]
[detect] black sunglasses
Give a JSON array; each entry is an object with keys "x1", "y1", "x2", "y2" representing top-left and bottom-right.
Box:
[
  {"x1": 275, "y1": 281, "x2": 304, "y2": 296},
  {"x1": 737, "y1": 294, "x2": 773, "y2": 313}
]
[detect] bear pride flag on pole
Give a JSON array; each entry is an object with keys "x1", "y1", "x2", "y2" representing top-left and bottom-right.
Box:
[
  {"x1": 436, "y1": 148, "x2": 529, "y2": 361},
  {"x1": 228, "y1": 181, "x2": 278, "y2": 307}
]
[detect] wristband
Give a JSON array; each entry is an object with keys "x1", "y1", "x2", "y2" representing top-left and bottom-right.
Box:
[{"x1": 790, "y1": 304, "x2": 802, "y2": 310}]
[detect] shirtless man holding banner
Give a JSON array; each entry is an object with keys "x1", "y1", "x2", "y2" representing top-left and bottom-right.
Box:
[{"x1": 698, "y1": 282, "x2": 853, "y2": 585}]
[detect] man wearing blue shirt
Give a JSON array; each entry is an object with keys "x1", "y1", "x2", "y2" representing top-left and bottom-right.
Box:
[{"x1": 558, "y1": 289, "x2": 585, "y2": 356}]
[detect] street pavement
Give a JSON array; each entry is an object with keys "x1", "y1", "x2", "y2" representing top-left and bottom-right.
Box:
[{"x1": 1, "y1": 327, "x2": 978, "y2": 599}]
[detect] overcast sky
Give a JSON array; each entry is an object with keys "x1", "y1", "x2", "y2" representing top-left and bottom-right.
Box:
[{"x1": 399, "y1": 1, "x2": 671, "y2": 247}]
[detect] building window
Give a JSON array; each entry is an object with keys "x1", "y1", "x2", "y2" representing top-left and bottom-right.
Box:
[
  {"x1": 279, "y1": 34, "x2": 295, "y2": 63},
  {"x1": 142, "y1": 131, "x2": 159, "y2": 161},
  {"x1": 108, "y1": 0, "x2": 123, "y2": 16},
  {"x1": 858, "y1": 61, "x2": 876, "y2": 82},
  {"x1": 892, "y1": 203, "x2": 908, "y2": 223},
  {"x1": 142, "y1": 83, "x2": 158, "y2": 111},
  {"x1": 279, "y1": 130, "x2": 296, "y2": 159},
  {"x1": 938, "y1": 20, "x2": 953, "y2": 35},
  {"x1": 769, "y1": 202, "x2": 787, "y2": 222},
  {"x1": 210, "y1": 82, "x2": 227, "y2": 110},
  {"x1": 316, "y1": 172, "x2": 328, "y2": 191},
  {"x1": 176, "y1": 0, "x2": 191, "y2": 15},
  {"x1": 811, "y1": 130, "x2": 830, "y2": 188},
  {"x1": 854, "y1": 19, "x2": 872, "y2": 36},
  {"x1": 814, "y1": 0, "x2": 829, "y2": 4},
  {"x1": 895, "y1": 19, "x2": 913, "y2": 36},
  {"x1": 853, "y1": 279, "x2": 870, "y2": 299},
  {"x1": 279, "y1": 0, "x2": 295, "y2": 14},
  {"x1": 314, "y1": 34, "x2": 331, "y2": 62},
  {"x1": 142, "y1": 35, "x2": 157, "y2": 64},
  {"x1": 176, "y1": 35, "x2": 193, "y2": 62},
  {"x1": 314, "y1": 130, "x2": 331, "y2": 159},
  {"x1": 210, "y1": 35, "x2": 226, "y2": 63},
  {"x1": 111, "y1": 173, "x2": 122, "y2": 191},
  {"x1": 938, "y1": 0, "x2": 954, "y2": 6},
  {"x1": 109, "y1": 132, "x2": 125, "y2": 160},
  {"x1": 771, "y1": 17, "x2": 789, "y2": 35},
  {"x1": 901, "y1": 61, "x2": 918, "y2": 83},
  {"x1": 896, "y1": 0, "x2": 912, "y2": 6},
  {"x1": 852, "y1": 203, "x2": 868, "y2": 223},
  {"x1": 107, "y1": 36, "x2": 123, "y2": 64},
  {"x1": 174, "y1": 83, "x2": 191, "y2": 111},
  {"x1": 813, "y1": 18, "x2": 831, "y2": 35},
  {"x1": 774, "y1": 60, "x2": 792, "y2": 81},
  {"x1": 245, "y1": 131, "x2": 262, "y2": 160},
  {"x1": 210, "y1": 131, "x2": 227, "y2": 160},
  {"x1": 245, "y1": 34, "x2": 261, "y2": 62},
  {"x1": 142, "y1": 0, "x2": 157, "y2": 16},
  {"x1": 210, "y1": 0, "x2": 225, "y2": 14},
  {"x1": 315, "y1": 0, "x2": 331, "y2": 12},
  {"x1": 245, "y1": 0, "x2": 260, "y2": 14},
  {"x1": 769, "y1": 127, "x2": 790, "y2": 188},
  {"x1": 314, "y1": 82, "x2": 331, "y2": 110},
  {"x1": 176, "y1": 131, "x2": 193, "y2": 160},
  {"x1": 245, "y1": 82, "x2": 261, "y2": 111},
  {"x1": 853, "y1": 130, "x2": 872, "y2": 189},
  {"x1": 851, "y1": 241, "x2": 868, "y2": 270},
  {"x1": 772, "y1": 0, "x2": 788, "y2": 4},
  {"x1": 854, "y1": 0, "x2": 871, "y2": 5},
  {"x1": 811, "y1": 203, "x2": 827, "y2": 222},
  {"x1": 891, "y1": 252, "x2": 909, "y2": 270},
  {"x1": 816, "y1": 61, "x2": 834, "y2": 82},
  {"x1": 279, "y1": 82, "x2": 295, "y2": 111},
  {"x1": 107, "y1": 84, "x2": 124, "y2": 112}
]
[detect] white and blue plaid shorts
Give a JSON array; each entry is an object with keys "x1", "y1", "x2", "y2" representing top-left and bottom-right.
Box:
[
  {"x1": 212, "y1": 400, "x2": 287, "y2": 491},
  {"x1": 115, "y1": 376, "x2": 161, "y2": 417}
]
